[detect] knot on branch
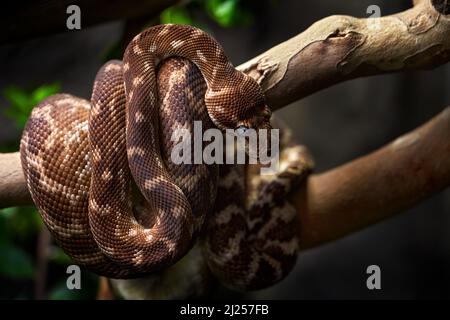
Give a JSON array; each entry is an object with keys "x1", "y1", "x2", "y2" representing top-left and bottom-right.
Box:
[{"x1": 241, "y1": 57, "x2": 279, "y2": 87}]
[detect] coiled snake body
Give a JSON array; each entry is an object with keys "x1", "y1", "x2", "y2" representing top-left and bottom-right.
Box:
[{"x1": 20, "y1": 24, "x2": 310, "y2": 290}]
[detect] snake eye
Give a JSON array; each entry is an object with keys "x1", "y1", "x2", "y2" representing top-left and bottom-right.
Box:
[{"x1": 235, "y1": 125, "x2": 249, "y2": 136}]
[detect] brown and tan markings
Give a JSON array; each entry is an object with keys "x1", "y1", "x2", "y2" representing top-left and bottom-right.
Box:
[{"x1": 20, "y1": 24, "x2": 312, "y2": 289}]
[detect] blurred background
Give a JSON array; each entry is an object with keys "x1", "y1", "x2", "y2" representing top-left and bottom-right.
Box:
[{"x1": 0, "y1": 0, "x2": 449, "y2": 299}]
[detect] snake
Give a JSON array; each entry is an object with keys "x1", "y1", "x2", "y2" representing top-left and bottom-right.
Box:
[{"x1": 20, "y1": 24, "x2": 311, "y2": 291}]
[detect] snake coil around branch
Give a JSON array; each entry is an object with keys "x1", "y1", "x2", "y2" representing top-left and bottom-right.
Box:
[{"x1": 20, "y1": 24, "x2": 312, "y2": 291}]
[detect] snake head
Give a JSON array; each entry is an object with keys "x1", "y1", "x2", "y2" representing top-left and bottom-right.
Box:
[
  {"x1": 205, "y1": 73, "x2": 273, "y2": 159},
  {"x1": 205, "y1": 73, "x2": 272, "y2": 132}
]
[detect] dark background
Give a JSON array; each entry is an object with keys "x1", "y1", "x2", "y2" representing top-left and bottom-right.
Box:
[{"x1": 0, "y1": 0, "x2": 449, "y2": 299}]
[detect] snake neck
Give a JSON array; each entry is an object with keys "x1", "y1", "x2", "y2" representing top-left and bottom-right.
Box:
[{"x1": 124, "y1": 24, "x2": 238, "y2": 89}]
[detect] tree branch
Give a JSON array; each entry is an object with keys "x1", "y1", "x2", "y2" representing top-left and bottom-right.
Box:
[
  {"x1": 0, "y1": 152, "x2": 31, "y2": 208},
  {"x1": 294, "y1": 106, "x2": 450, "y2": 249},
  {"x1": 237, "y1": 0, "x2": 450, "y2": 110}
]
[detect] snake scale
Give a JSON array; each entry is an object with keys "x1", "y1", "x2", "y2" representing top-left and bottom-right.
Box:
[{"x1": 20, "y1": 24, "x2": 311, "y2": 290}]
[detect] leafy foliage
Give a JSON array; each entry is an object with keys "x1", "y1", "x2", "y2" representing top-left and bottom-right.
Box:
[
  {"x1": 204, "y1": 0, "x2": 254, "y2": 27},
  {"x1": 104, "y1": 0, "x2": 265, "y2": 62},
  {"x1": 161, "y1": 0, "x2": 257, "y2": 28},
  {"x1": 1, "y1": 81, "x2": 60, "y2": 287},
  {"x1": 2, "y1": 83, "x2": 60, "y2": 129},
  {"x1": 160, "y1": 6, "x2": 195, "y2": 25}
]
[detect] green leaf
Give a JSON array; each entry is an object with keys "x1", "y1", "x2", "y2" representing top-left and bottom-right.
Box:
[
  {"x1": 2, "y1": 83, "x2": 60, "y2": 130},
  {"x1": 2, "y1": 87, "x2": 31, "y2": 112},
  {"x1": 0, "y1": 207, "x2": 18, "y2": 219},
  {"x1": 210, "y1": 0, "x2": 236, "y2": 26},
  {"x1": 4, "y1": 110, "x2": 29, "y2": 129},
  {"x1": 160, "y1": 6, "x2": 194, "y2": 25},
  {"x1": 205, "y1": 0, "x2": 254, "y2": 27},
  {"x1": 32, "y1": 83, "x2": 60, "y2": 105},
  {"x1": 0, "y1": 243, "x2": 34, "y2": 279}
]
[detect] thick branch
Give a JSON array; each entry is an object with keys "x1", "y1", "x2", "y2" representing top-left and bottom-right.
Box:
[
  {"x1": 295, "y1": 106, "x2": 450, "y2": 249},
  {"x1": 237, "y1": 0, "x2": 450, "y2": 110},
  {"x1": 0, "y1": 152, "x2": 31, "y2": 208},
  {"x1": 2, "y1": 0, "x2": 179, "y2": 44}
]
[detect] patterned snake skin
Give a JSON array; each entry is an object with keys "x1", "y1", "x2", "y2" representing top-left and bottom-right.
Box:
[{"x1": 20, "y1": 24, "x2": 311, "y2": 290}]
